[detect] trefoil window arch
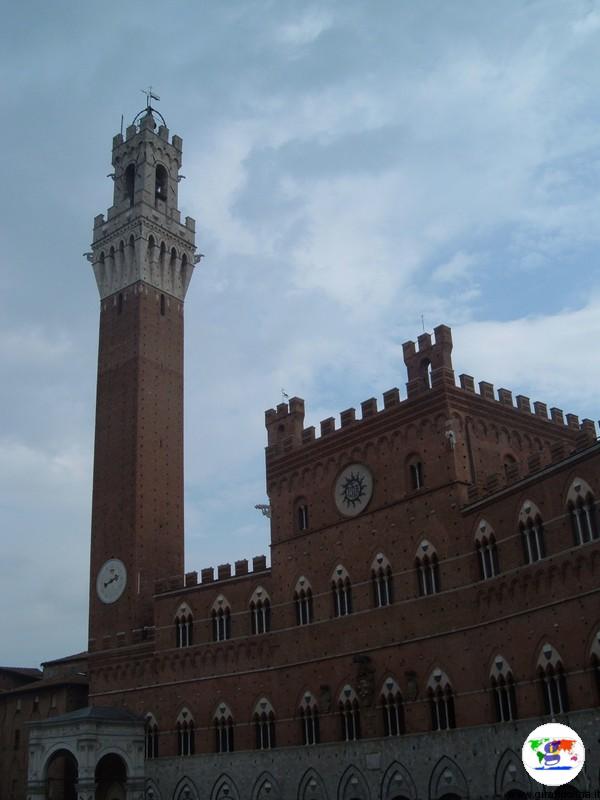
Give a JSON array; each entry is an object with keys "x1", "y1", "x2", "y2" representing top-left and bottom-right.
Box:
[
  {"x1": 339, "y1": 685, "x2": 361, "y2": 741},
  {"x1": 427, "y1": 670, "x2": 455, "y2": 731},
  {"x1": 253, "y1": 698, "x2": 275, "y2": 750},
  {"x1": 567, "y1": 478, "x2": 598, "y2": 545},
  {"x1": 371, "y1": 553, "x2": 393, "y2": 607},
  {"x1": 519, "y1": 501, "x2": 545, "y2": 563},
  {"x1": 176, "y1": 708, "x2": 195, "y2": 756},
  {"x1": 299, "y1": 692, "x2": 320, "y2": 745},
  {"x1": 249, "y1": 586, "x2": 271, "y2": 635},
  {"x1": 331, "y1": 565, "x2": 352, "y2": 617},
  {"x1": 214, "y1": 703, "x2": 234, "y2": 753},
  {"x1": 294, "y1": 577, "x2": 313, "y2": 625},
  {"x1": 174, "y1": 603, "x2": 193, "y2": 648},
  {"x1": 416, "y1": 540, "x2": 439, "y2": 596},
  {"x1": 537, "y1": 644, "x2": 569, "y2": 717},
  {"x1": 381, "y1": 677, "x2": 404, "y2": 736},
  {"x1": 475, "y1": 520, "x2": 500, "y2": 580},
  {"x1": 212, "y1": 595, "x2": 231, "y2": 642}
]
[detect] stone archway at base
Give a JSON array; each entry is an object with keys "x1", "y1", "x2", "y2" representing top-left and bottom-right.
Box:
[{"x1": 95, "y1": 753, "x2": 127, "y2": 800}]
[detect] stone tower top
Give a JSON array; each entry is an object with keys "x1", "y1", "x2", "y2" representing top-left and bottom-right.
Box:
[{"x1": 88, "y1": 104, "x2": 199, "y2": 301}]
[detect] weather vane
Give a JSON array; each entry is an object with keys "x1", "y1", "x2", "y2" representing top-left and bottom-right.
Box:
[{"x1": 141, "y1": 86, "x2": 161, "y2": 109}]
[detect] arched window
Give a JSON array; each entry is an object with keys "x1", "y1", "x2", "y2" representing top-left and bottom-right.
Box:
[
  {"x1": 249, "y1": 587, "x2": 271, "y2": 635},
  {"x1": 299, "y1": 692, "x2": 320, "y2": 745},
  {"x1": 475, "y1": 520, "x2": 500, "y2": 579},
  {"x1": 144, "y1": 713, "x2": 159, "y2": 759},
  {"x1": 214, "y1": 703, "x2": 234, "y2": 753},
  {"x1": 331, "y1": 565, "x2": 352, "y2": 616},
  {"x1": 371, "y1": 553, "x2": 393, "y2": 607},
  {"x1": 519, "y1": 501, "x2": 545, "y2": 563},
  {"x1": 567, "y1": 478, "x2": 598, "y2": 545},
  {"x1": 381, "y1": 677, "x2": 404, "y2": 736},
  {"x1": 176, "y1": 708, "x2": 195, "y2": 756},
  {"x1": 537, "y1": 644, "x2": 569, "y2": 716},
  {"x1": 490, "y1": 656, "x2": 517, "y2": 722},
  {"x1": 253, "y1": 698, "x2": 275, "y2": 750},
  {"x1": 416, "y1": 540, "x2": 439, "y2": 595},
  {"x1": 297, "y1": 502, "x2": 309, "y2": 531},
  {"x1": 427, "y1": 670, "x2": 455, "y2": 730},
  {"x1": 408, "y1": 458, "x2": 424, "y2": 490},
  {"x1": 155, "y1": 164, "x2": 168, "y2": 203},
  {"x1": 212, "y1": 595, "x2": 231, "y2": 642},
  {"x1": 294, "y1": 577, "x2": 313, "y2": 625},
  {"x1": 339, "y1": 685, "x2": 361, "y2": 741},
  {"x1": 124, "y1": 163, "x2": 135, "y2": 206},
  {"x1": 174, "y1": 603, "x2": 193, "y2": 648}
]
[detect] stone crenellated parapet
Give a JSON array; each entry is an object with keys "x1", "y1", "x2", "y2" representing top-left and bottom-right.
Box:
[{"x1": 154, "y1": 554, "x2": 270, "y2": 595}]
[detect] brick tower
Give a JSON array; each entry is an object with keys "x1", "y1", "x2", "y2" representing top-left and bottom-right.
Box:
[{"x1": 87, "y1": 104, "x2": 198, "y2": 652}]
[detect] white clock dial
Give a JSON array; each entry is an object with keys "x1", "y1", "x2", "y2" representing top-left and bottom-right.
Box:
[
  {"x1": 96, "y1": 558, "x2": 127, "y2": 604},
  {"x1": 334, "y1": 463, "x2": 374, "y2": 517}
]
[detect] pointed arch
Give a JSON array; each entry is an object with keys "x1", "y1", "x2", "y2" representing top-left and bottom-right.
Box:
[
  {"x1": 494, "y1": 748, "x2": 530, "y2": 795},
  {"x1": 537, "y1": 643, "x2": 569, "y2": 716},
  {"x1": 251, "y1": 772, "x2": 281, "y2": 800},
  {"x1": 144, "y1": 779, "x2": 161, "y2": 800},
  {"x1": 210, "y1": 774, "x2": 240, "y2": 800},
  {"x1": 297, "y1": 767, "x2": 329, "y2": 800},
  {"x1": 211, "y1": 594, "x2": 231, "y2": 641},
  {"x1": 338, "y1": 685, "x2": 360, "y2": 741},
  {"x1": 566, "y1": 477, "x2": 598, "y2": 545},
  {"x1": 415, "y1": 540, "x2": 439, "y2": 595},
  {"x1": 331, "y1": 565, "x2": 352, "y2": 617},
  {"x1": 371, "y1": 552, "x2": 393, "y2": 607},
  {"x1": 380, "y1": 676, "x2": 404, "y2": 736},
  {"x1": 299, "y1": 690, "x2": 320, "y2": 745},
  {"x1": 173, "y1": 777, "x2": 200, "y2": 800},
  {"x1": 176, "y1": 707, "x2": 195, "y2": 756},
  {"x1": 144, "y1": 712, "x2": 159, "y2": 759},
  {"x1": 214, "y1": 702, "x2": 234, "y2": 754},
  {"x1": 489, "y1": 656, "x2": 517, "y2": 722},
  {"x1": 253, "y1": 698, "x2": 275, "y2": 750},
  {"x1": 337, "y1": 765, "x2": 370, "y2": 800},
  {"x1": 380, "y1": 760, "x2": 417, "y2": 800},
  {"x1": 426, "y1": 670, "x2": 455, "y2": 731},
  {"x1": 474, "y1": 519, "x2": 500, "y2": 579},
  {"x1": 294, "y1": 576, "x2": 314, "y2": 625},
  {"x1": 249, "y1": 586, "x2": 271, "y2": 635},
  {"x1": 519, "y1": 500, "x2": 545, "y2": 563},
  {"x1": 429, "y1": 756, "x2": 468, "y2": 800},
  {"x1": 174, "y1": 602, "x2": 193, "y2": 648}
]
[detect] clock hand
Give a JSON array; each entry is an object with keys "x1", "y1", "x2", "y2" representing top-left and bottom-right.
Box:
[{"x1": 103, "y1": 574, "x2": 119, "y2": 588}]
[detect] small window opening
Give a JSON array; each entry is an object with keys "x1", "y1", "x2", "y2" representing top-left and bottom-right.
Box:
[
  {"x1": 155, "y1": 165, "x2": 168, "y2": 204},
  {"x1": 160, "y1": 294, "x2": 165, "y2": 316},
  {"x1": 125, "y1": 164, "x2": 136, "y2": 207},
  {"x1": 410, "y1": 461, "x2": 424, "y2": 490},
  {"x1": 297, "y1": 504, "x2": 309, "y2": 530},
  {"x1": 117, "y1": 293, "x2": 123, "y2": 314}
]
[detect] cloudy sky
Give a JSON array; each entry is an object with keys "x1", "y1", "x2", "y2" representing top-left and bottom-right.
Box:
[{"x1": 1, "y1": 0, "x2": 600, "y2": 667}]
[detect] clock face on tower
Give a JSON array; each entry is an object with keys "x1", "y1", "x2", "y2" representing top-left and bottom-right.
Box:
[
  {"x1": 96, "y1": 558, "x2": 127, "y2": 604},
  {"x1": 334, "y1": 463, "x2": 374, "y2": 517}
]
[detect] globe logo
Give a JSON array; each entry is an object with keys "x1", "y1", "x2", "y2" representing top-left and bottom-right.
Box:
[{"x1": 521, "y1": 722, "x2": 585, "y2": 787}]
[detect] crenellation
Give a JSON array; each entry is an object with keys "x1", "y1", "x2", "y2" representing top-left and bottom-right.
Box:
[
  {"x1": 478, "y1": 381, "x2": 495, "y2": 401},
  {"x1": 302, "y1": 426, "x2": 315, "y2": 443},
  {"x1": 320, "y1": 417, "x2": 335, "y2": 436},
  {"x1": 550, "y1": 407, "x2": 564, "y2": 425},
  {"x1": 566, "y1": 413, "x2": 579, "y2": 429},
  {"x1": 252, "y1": 555, "x2": 267, "y2": 572},
  {"x1": 361, "y1": 398, "x2": 378, "y2": 418},
  {"x1": 340, "y1": 408, "x2": 356, "y2": 427},
  {"x1": 201, "y1": 568, "x2": 214, "y2": 584},
  {"x1": 516, "y1": 395, "x2": 531, "y2": 413},
  {"x1": 185, "y1": 571, "x2": 198, "y2": 587},
  {"x1": 459, "y1": 374, "x2": 475, "y2": 392},
  {"x1": 533, "y1": 401, "x2": 548, "y2": 419},
  {"x1": 235, "y1": 559, "x2": 248, "y2": 576},
  {"x1": 383, "y1": 387, "x2": 400, "y2": 408},
  {"x1": 217, "y1": 563, "x2": 232, "y2": 581},
  {"x1": 497, "y1": 388, "x2": 513, "y2": 406}
]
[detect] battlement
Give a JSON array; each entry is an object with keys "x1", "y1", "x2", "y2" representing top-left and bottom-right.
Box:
[
  {"x1": 264, "y1": 324, "x2": 597, "y2": 460},
  {"x1": 154, "y1": 555, "x2": 269, "y2": 595},
  {"x1": 402, "y1": 323, "x2": 454, "y2": 398}
]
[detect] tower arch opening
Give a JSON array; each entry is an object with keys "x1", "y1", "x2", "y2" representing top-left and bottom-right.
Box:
[
  {"x1": 95, "y1": 752, "x2": 127, "y2": 800},
  {"x1": 45, "y1": 748, "x2": 78, "y2": 800}
]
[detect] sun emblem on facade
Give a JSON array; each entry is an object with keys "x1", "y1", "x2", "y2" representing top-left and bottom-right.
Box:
[
  {"x1": 334, "y1": 463, "x2": 374, "y2": 517},
  {"x1": 340, "y1": 471, "x2": 367, "y2": 509}
]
